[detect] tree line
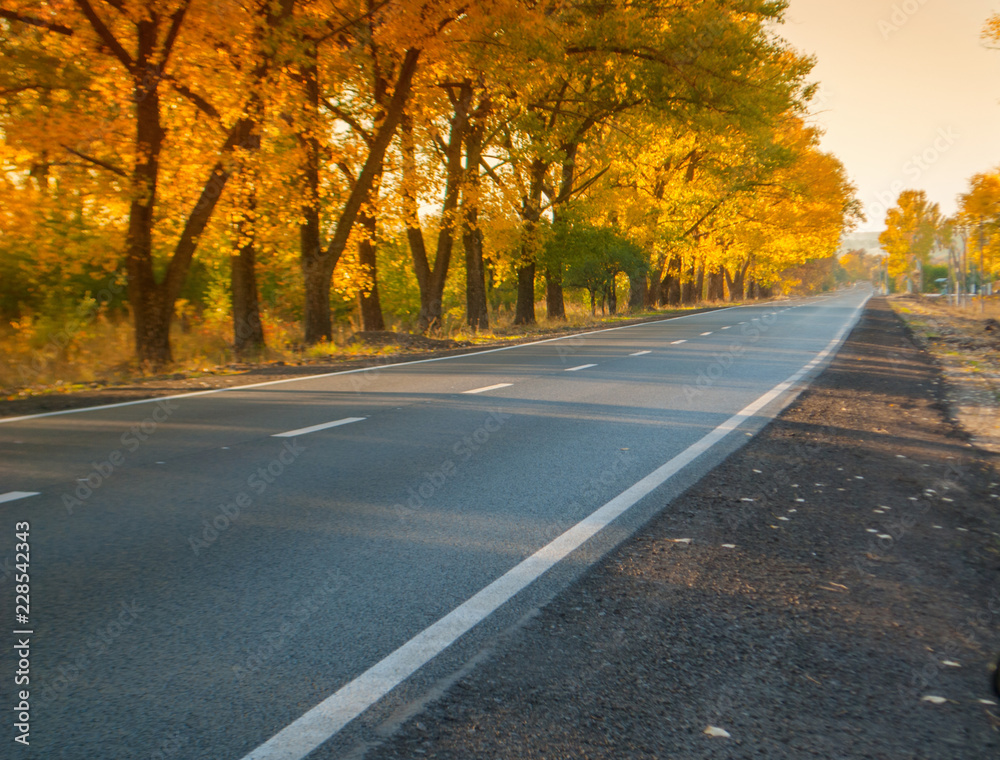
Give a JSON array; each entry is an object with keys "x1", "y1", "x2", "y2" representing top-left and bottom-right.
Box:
[
  {"x1": 0, "y1": 0, "x2": 861, "y2": 366},
  {"x1": 878, "y1": 177, "x2": 1000, "y2": 297}
]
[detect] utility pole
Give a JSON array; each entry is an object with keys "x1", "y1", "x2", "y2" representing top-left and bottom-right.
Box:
[{"x1": 980, "y1": 220, "x2": 986, "y2": 313}]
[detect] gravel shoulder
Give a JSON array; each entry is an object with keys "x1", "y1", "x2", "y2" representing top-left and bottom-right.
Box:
[{"x1": 361, "y1": 297, "x2": 1000, "y2": 759}]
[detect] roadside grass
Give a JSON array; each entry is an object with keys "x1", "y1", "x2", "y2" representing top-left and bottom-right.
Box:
[{"x1": 1, "y1": 301, "x2": 728, "y2": 401}]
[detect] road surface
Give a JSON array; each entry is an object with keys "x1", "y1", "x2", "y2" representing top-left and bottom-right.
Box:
[{"x1": 0, "y1": 287, "x2": 869, "y2": 759}]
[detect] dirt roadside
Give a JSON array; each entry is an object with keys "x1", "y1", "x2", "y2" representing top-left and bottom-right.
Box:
[
  {"x1": 890, "y1": 296, "x2": 1000, "y2": 453},
  {"x1": 360, "y1": 297, "x2": 1000, "y2": 759}
]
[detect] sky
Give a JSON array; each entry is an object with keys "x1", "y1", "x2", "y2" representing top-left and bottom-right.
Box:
[{"x1": 776, "y1": 0, "x2": 1000, "y2": 233}]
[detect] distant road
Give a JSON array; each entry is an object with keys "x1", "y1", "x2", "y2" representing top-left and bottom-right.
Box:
[{"x1": 0, "y1": 287, "x2": 869, "y2": 760}]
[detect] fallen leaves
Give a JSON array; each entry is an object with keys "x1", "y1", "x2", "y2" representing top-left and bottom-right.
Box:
[{"x1": 703, "y1": 725, "x2": 731, "y2": 738}]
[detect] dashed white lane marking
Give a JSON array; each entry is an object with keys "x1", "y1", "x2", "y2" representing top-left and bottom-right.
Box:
[
  {"x1": 0, "y1": 491, "x2": 39, "y2": 504},
  {"x1": 700, "y1": 331, "x2": 713, "y2": 336},
  {"x1": 0, "y1": 306, "x2": 747, "y2": 425},
  {"x1": 272, "y1": 417, "x2": 366, "y2": 438},
  {"x1": 462, "y1": 383, "x2": 513, "y2": 395},
  {"x1": 565, "y1": 364, "x2": 597, "y2": 372},
  {"x1": 720, "y1": 326, "x2": 731, "y2": 330},
  {"x1": 671, "y1": 339, "x2": 687, "y2": 344},
  {"x1": 239, "y1": 294, "x2": 869, "y2": 760},
  {"x1": 630, "y1": 351, "x2": 652, "y2": 356}
]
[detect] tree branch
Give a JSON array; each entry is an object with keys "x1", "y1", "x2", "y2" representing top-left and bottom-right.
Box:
[
  {"x1": 322, "y1": 46, "x2": 421, "y2": 270},
  {"x1": 478, "y1": 157, "x2": 505, "y2": 188},
  {"x1": 61, "y1": 145, "x2": 128, "y2": 177},
  {"x1": 165, "y1": 75, "x2": 221, "y2": 120},
  {"x1": 156, "y1": 0, "x2": 192, "y2": 72},
  {"x1": 321, "y1": 99, "x2": 373, "y2": 146},
  {"x1": 336, "y1": 161, "x2": 357, "y2": 190},
  {"x1": 0, "y1": 8, "x2": 74, "y2": 35},
  {"x1": 73, "y1": 0, "x2": 134, "y2": 73}
]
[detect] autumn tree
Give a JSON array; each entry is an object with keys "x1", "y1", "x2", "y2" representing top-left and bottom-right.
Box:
[
  {"x1": 0, "y1": 0, "x2": 285, "y2": 364},
  {"x1": 879, "y1": 190, "x2": 940, "y2": 293}
]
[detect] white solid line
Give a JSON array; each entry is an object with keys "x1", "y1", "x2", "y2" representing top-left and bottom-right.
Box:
[
  {"x1": 629, "y1": 350, "x2": 652, "y2": 356},
  {"x1": 671, "y1": 339, "x2": 687, "y2": 345},
  {"x1": 272, "y1": 417, "x2": 366, "y2": 438},
  {"x1": 461, "y1": 383, "x2": 513, "y2": 395},
  {"x1": 238, "y1": 294, "x2": 870, "y2": 760},
  {"x1": 0, "y1": 307, "x2": 745, "y2": 425},
  {"x1": 700, "y1": 331, "x2": 713, "y2": 336},
  {"x1": 0, "y1": 491, "x2": 39, "y2": 505},
  {"x1": 565, "y1": 364, "x2": 597, "y2": 372}
]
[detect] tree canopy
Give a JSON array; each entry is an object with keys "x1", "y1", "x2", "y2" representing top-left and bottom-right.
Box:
[{"x1": 0, "y1": 0, "x2": 862, "y2": 371}]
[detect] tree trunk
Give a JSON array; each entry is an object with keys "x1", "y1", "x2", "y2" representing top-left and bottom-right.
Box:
[
  {"x1": 464, "y1": 221, "x2": 488, "y2": 330},
  {"x1": 400, "y1": 111, "x2": 430, "y2": 314},
  {"x1": 302, "y1": 255, "x2": 333, "y2": 343},
  {"x1": 695, "y1": 262, "x2": 705, "y2": 303},
  {"x1": 424, "y1": 82, "x2": 471, "y2": 331},
  {"x1": 545, "y1": 269, "x2": 565, "y2": 320},
  {"x1": 298, "y1": 49, "x2": 331, "y2": 344},
  {"x1": 667, "y1": 275, "x2": 680, "y2": 305},
  {"x1": 356, "y1": 204, "x2": 385, "y2": 330},
  {"x1": 515, "y1": 261, "x2": 536, "y2": 324},
  {"x1": 230, "y1": 82, "x2": 266, "y2": 359},
  {"x1": 707, "y1": 266, "x2": 725, "y2": 301},
  {"x1": 723, "y1": 266, "x2": 736, "y2": 302},
  {"x1": 542, "y1": 143, "x2": 580, "y2": 322},
  {"x1": 628, "y1": 274, "x2": 646, "y2": 311},
  {"x1": 231, "y1": 193, "x2": 265, "y2": 358},
  {"x1": 463, "y1": 106, "x2": 489, "y2": 331},
  {"x1": 401, "y1": 82, "x2": 471, "y2": 332},
  {"x1": 681, "y1": 260, "x2": 696, "y2": 304},
  {"x1": 300, "y1": 47, "x2": 420, "y2": 344},
  {"x1": 124, "y1": 16, "x2": 171, "y2": 365},
  {"x1": 647, "y1": 259, "x2": 664, "y2": 308},
  {"x1": 80, "y1": 2, "x2": 281, "y2": 365},
  {"x1": 127, "y1": 68, "x2": 169, "y2": 365},
  {"x1": 725, "y1": 258, "x2": 749, "y2": 301},
  {"x1": 514, "y1": 159, "x2": 547, "y2": 325}
]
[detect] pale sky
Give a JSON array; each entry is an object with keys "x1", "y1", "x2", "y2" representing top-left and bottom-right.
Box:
[{"x1": 777, "y1": 0, "x2": 1000, "y2": 232}]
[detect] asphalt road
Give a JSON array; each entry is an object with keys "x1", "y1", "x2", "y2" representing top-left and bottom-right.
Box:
[{"x1": 0, "y1": 287, "x2": 869, "y2": 760}]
